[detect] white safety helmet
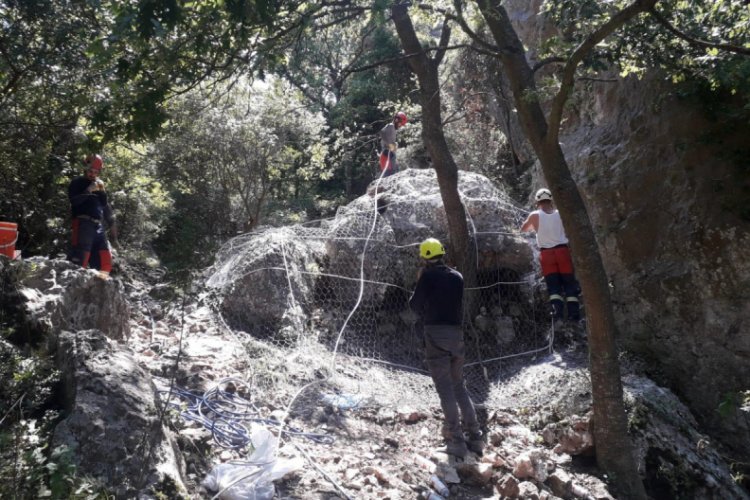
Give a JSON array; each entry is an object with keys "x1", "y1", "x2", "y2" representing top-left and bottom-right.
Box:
[{"x1": 535, "y1": 188, "x2": 552, "y2": 202}]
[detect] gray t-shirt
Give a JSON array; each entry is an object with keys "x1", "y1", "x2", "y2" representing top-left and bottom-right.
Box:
[{"x1": 379, "y1": 123, "x2": 397, "y2": 151}]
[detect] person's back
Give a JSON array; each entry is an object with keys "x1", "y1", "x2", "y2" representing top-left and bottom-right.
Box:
[
  {"x1": 408, "y1": 238, "x2": 482, "y2": 458},
  {"x1": 409, "y1": 263, "x2": 463, "y2": 326},
  {"x1": 535, "y1": 208, "x2": 568, "y2": 249}
]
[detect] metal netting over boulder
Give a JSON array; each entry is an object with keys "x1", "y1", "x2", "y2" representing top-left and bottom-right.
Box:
[{"x1": 206, "y1": 168, "x2": 550, "y2": 406}]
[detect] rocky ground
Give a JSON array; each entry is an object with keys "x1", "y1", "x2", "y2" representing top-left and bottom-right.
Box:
[
  {"x1": 2, "y1": 255, "x2": 746, "y2": 499},
  {"x1": 119, "y1": 266, "x2": 627, "y2": 500}
]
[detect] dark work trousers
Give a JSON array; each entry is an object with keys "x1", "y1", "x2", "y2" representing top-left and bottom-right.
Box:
[
  {"x1": 540, "y1": 246, "x2": 580, "y2": 320},
  {"x1": 543, "y1": 273, "x2": 580, "y2": 320},
  {"x1": 70, "y1": 218, "x2": 112, "y2": 272},
  {"x1": 424, "y1": 325, "x2": 479, "y2": 441}
]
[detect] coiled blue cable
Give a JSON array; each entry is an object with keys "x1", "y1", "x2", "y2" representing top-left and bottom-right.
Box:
[{"x1": 161, "y1": 381, "x2": 334, "y2": 449}]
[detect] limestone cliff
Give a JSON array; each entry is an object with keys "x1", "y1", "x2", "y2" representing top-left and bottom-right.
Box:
[{"x1": 495, "y1": 0, "x2": 750, "y2": 460}]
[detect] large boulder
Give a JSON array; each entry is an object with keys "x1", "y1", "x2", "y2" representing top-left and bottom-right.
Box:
[
  {"x1": 206, "y1": 169, "x2": 535, "y2": 349},
  {"x1": 2, "y1": 257, "x2": 130, "y2": 341},
  {"x1": 495, "y1": 353, "x2": 745, "y2": 499},
  {"x1": 329, "y1": 169, "x2": 533, "y2": 286},
  {"x1": 624, "y1": 375, "x2": 746, "y2": 499},
  {"x1": 53, "y1": 329, "x2": 185, "y2": 497},
  {"x1": 206, "y1": 227, "x2": 327, "y2": 341}
]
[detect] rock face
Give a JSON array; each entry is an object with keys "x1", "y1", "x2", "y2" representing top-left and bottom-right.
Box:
[
  {"x1": 495, "y1": 353, "x2": 746, "y2": 499},
  {"x1": 624, "y1": 375, "x2": 746, "y2": 500},
  {"x1": 497, "y1": 1, "x2": 750, "y2": 459},
  {"x1": 568, "y1": 74, "x2": 750, "y2": 459},
  {"x1": 0, "y1": 259, "x2": 181, "y2": 496},
  {"x1": 206, "y1": 169, "x2": 535, "y2": 349},
  {"x1": 4, "y1": 257, "x2": 130, "y2": 341},
  {"x1": 53, "y1": 329, "x2": 185, "y2": 497}
]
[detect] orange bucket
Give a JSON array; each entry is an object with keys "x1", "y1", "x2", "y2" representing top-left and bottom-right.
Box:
[{"x1": 0, "y1": 221, "x2": 18, "y2": 258}]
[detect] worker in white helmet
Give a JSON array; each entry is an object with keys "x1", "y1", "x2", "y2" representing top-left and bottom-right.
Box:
[{"x1": 521, "y1": 188, "x2": 581, "y2": 324}]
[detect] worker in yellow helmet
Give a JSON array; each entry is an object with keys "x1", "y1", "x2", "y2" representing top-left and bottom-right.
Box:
[{"x1": 409, "y1": 238, "x2": 483, "y2": 458}]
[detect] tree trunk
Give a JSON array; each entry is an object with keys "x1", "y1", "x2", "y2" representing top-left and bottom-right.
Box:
[
  {"x1": 476, "y1": 1, "x2": 646, "y2": 498},
  {"x1": 391, "y1": 4, "x2": 476, "y2": 284}
]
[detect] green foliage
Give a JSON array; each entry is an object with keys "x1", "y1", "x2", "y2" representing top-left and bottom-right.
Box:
[
  {"x1": 0, "y1": 0, "x2": 416, "y2": 268},
  {"x1": 441, "y1": 42, "x2": 522, "y2": 191},
  {"x1": 0, "y1": 340, "x2": 109, "y2": 498},
  {"x1": 84, "y1": 0, "x2": 313, "y2": 141},
  {"x1": 0, "y1": 1, "x2": 103, "y2": 256},
  {"x1": 541, "y1": 0, "x2": 750, "y2": 109},
  {"x1": 0, "y1": 341, "x2": 59, "y2": 419},
  {"x1": 0, "y1": 427, "x2": 111, "y2": 499},
  {"x1": 281, "y1": 15, "x2": 416, "y2": 197},
  {"x1": 102, "y1": 145, "x2": 173, "y2": 252},
  {"x1": 150, "y1": 79, "x2": 331, "y2": 271}
]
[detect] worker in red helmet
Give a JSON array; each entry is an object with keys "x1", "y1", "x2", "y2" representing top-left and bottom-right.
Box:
[
  {"x1": 67, "y1": 154, "x2": 117, "y2": 277},
  {"x1": 378, "y1": 111, "x2": 408, "y2": 177}
]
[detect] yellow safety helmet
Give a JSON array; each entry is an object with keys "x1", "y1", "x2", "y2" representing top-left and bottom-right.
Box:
[{"x1": 419, "y1": 238, "x2": 445, "y2": 260}]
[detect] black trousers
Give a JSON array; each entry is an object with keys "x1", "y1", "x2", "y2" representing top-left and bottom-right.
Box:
[{"x1": 424, "y1": 325, "x2": 478, "y2": 440}]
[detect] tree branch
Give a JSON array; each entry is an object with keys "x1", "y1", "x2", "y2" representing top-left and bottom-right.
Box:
[
  {"x1": 532, "y1": 56, "x2": 566, "y2": 73},
  {"x1": 578, "y1": 77, "x2": 618, "y2": 83},
  {"x1": 547, "y1": 0, "x2": 657, "y2": 144},
  {"x1": 434, "y1": 19, "x2": 452, "y2": 66},
  {"x1": 649, "y1": 6, "x2": 750, "y2": 57},
  {"x1": 347, "y1": 44, "x2": 476, "y2": 74},
  {"x1": 439, "y1": 0, "x2": 503, "y2": 54}
]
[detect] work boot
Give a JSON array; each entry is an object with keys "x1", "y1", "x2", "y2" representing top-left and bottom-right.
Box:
[
  {"x1": 553, "y1": 317, "x2": 566, "y2": 332},
  {"x1": 466, "y1": 431, "x2": 484, "y2": 456},
  {"x1": 439, "y1": 438, "x2": 468, "y2": 458}
]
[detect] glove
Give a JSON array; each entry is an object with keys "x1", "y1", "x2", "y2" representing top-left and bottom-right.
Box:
[
  {"x1": 86, "y1": 179, "x2": 105, "y2": 193},
  {"x1": 388, "y1": 143, "x2": 397, "y2": 152}
]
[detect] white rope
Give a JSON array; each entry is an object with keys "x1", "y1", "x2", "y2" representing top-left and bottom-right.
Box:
[
  {"x1": 276, "y1": 161, "x2": 390, "y2": 455},
  {"x1": 330, "y1": 162, "x2": 390, "y2": 371}
]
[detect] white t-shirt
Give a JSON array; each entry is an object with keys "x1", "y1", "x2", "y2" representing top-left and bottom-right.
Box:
[{"x1": 535, "y1": 209, "x2": 568, "y2": 249}]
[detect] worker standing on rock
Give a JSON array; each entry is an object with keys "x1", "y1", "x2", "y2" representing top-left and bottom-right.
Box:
[
  {"x1": 68, "y1": 154, "x2": 118, "y2": 277},
  {"x1": 378, "y1": 111, "x2": 407, "y2": 177},
  {"x1": 409, "y1": 238, "x2": 483, "y2": 458},
  {"x1": 521, "y1": 188, "x2": 581, "y2": 325}
]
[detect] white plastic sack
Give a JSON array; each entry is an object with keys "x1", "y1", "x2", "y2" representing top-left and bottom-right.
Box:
[{"x1": 202, "y1": 427, "x2": 304, "y2": 500}]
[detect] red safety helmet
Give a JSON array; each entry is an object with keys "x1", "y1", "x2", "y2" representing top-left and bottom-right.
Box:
[
  {"x1": 394, "y1": 111, "x2": 408, "y2": 127},
  {"x1": 84, "y1": 154, "x2": 103, "y2": 171}
]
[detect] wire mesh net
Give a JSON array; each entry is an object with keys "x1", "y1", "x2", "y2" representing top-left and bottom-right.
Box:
[{"x1": 206, "y1": 169, "x2": 550, "y2": 413}]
